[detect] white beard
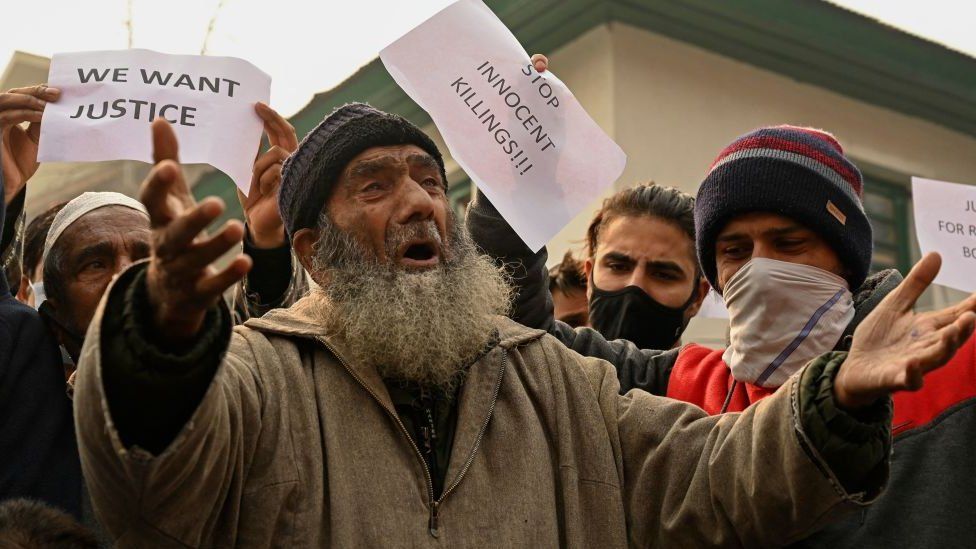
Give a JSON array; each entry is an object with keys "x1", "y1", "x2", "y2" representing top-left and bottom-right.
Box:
[{"x1": 308, "y1": 216, "x2": 512, "y2": 392}]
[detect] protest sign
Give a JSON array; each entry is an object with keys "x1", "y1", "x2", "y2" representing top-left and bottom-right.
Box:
[
  {"x1": 380, "y1": 0, "x2": 626, "y2": 251},
  {"x1": 38, "y1": 49, "x2": 270, "y2": 194},
  {"x1": 912, "y1": 176, "x2": 976, "y2": 292}
]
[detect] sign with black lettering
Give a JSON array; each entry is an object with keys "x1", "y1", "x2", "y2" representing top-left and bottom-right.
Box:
[
  {"x1": 380, "y1": 0, "x2": 626, "y2": 251},
  {"x1": 38, "y1": 49, "x2": 270, "y2": 192},
  {"x1": 912, "y1": 176, "x2": 976, "y2": 292}
]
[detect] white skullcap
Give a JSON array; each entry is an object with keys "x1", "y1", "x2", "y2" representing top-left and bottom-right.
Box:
[{"x1": 42, "y1": 191, "x2": 149, "y2": 264}]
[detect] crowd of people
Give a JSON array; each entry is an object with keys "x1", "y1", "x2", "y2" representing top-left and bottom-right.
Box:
[{"x1": 0, "y1": 53, "x2": 974, "y2": 547}]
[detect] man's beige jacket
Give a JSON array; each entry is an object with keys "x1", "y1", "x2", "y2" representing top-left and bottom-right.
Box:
[{"x1": 75, "y1": 292, "x2": 872, "y2": 548}]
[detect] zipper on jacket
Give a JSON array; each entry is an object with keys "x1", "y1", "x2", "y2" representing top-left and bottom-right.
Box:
[{"x1": 321, "y1": 339, "x2": 508, "y2": 539}]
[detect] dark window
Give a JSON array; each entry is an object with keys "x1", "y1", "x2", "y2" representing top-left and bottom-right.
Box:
[
  {"x1": 863, "y1": 176, "x2": 911, "y2": 274},
  {"x1": 448, "y1": 176, "x2": 473, "y2": 219}
]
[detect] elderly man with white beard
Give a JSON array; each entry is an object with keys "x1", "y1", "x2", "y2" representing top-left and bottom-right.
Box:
[{"x1": 74, "y1": 104, "x2": 974, "y2": 548}]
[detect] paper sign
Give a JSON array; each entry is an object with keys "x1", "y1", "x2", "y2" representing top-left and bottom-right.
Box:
[
  {"x1": 380, "y1": 0, "x2": 626, "y2": 251},
  {"x1": 912, "y1": 176, "x2": 976, "y2": 292},
  {"x1": 38, "y1": 49, "x2": 271, "y2": 194},
  {"x1": 698, "y1": 289, "x2": 730, "y2": 319}
]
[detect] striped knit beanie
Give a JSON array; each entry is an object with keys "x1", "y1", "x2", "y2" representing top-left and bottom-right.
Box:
[
  {"x1": 695, "y1": 125, "x2": 872, "y2": 292},
  {"x1": 279, "y1": 103, "x2": 447, "y2": 239}
]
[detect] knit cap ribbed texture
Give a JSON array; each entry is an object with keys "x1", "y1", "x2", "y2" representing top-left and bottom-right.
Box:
[
  {"x1": 279, "y1": 103, "x2": 447, "y2": 238},
  {"x1": 695, "y1": 125, "x2": 873, "y2": 291}
]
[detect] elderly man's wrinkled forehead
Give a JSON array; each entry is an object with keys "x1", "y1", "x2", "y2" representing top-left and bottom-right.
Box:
[
  {"x1": 54, "y1": 206, "x2": 151, "y2": 263},
  {"x1": 336, "y1": 144, "x2": 442, "y2": 191}
]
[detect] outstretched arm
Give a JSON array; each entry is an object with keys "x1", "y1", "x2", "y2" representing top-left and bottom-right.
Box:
[
  {"x1": 74, "y1": 118, "x2": 271, "y2": 543},
  {"x1": 80, "y1": 118, "x2": 252, "y2": 454},
  {"x1": 607, "y1": 252, "x2": 975, "y2": 546}
]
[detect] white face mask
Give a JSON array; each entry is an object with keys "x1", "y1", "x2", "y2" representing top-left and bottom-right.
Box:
[
  {"x1": 32, "y1": 281, "x2": 46, "y2": 309},
  {"x1": 722, "y1": 258, "x2": 854, "y2": 388}
]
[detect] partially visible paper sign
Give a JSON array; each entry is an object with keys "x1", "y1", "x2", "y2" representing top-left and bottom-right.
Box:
[
  {"x1": 38, "y1": 49, "x2": 270, "y2": 193},
  {"x1": 380, "y1": 0, "x2": 626, "y2": 251},
  {"x1": 912, "y1": 176, "x2": 976, "y2": 292},
  {"x1": 698, "y1": 289, "x2": 730, "y2": 319}
]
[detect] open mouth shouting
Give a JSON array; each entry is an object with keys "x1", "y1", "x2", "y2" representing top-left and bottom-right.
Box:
[{"x1": 396, "y1": 238, "x2": 441, "y2": 269}]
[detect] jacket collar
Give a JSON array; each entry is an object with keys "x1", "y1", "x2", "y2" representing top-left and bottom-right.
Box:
[
  {"x1": 836, "y1": 268, "x2": 903, "y2": 350},
  {"x1": 243, "y1": 294, "x2": 546, "y2": 349},
  {"x1": 243, "y1": 294, "x2": 546, "y2": 412}
]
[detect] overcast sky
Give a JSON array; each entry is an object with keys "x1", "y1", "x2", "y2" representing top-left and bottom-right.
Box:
[{"x1": 2, "y1": 0, "x2": 974, "y2": 116}]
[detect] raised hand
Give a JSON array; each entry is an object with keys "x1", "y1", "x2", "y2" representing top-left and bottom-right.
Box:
[
  {"x1": 835, "y1": 253, "x2": 976, "y2": 409},
  {"x1": 1, "y1": 85, "x2": 60, "y2": 203},
  {"x1": 142, "y1": 118, "x2": 252, "y2": 344},
  {"x1": 237, "y1": 102, "x2": 299, "y2": 249}
]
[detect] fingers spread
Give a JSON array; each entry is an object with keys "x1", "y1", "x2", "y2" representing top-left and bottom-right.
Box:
[
  {"x1": 923, "y1": 293, "x2": 976, "y2": 331},
  {"x1": 955, "y1": 311, "x2": 976, "y2": 346},
  {"x1": 912, "y1": 317, "x2": 972, "y2": 377},
  {"x1": 174, "y1": 221, "x2": 246, "y2": 271},
  {"x1": 152, "y1": 118, "x2": 180, "y2": 163},
  {"x1": 195, "y1": 254, "x2": 252, "y2": 299},
  {"x1": 156, "y1": 198, "x2": 226, "y2": 259},
  {"x1": 140, "y1": 161, "x2": 184, "y2": 228},
  {"x1": 888, "y1": 253, "x2": 942, "y2": 312}
]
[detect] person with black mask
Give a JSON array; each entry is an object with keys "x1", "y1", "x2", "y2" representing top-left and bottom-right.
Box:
[
  {"x1": 583, "y1": 184, "x2": 708, "y2": 349},
  {"x1": 466, "y1": 182, "x2": 706, "y2": 352}
]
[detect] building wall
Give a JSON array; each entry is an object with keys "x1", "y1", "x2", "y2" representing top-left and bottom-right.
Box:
[{"x1": 602, "y1": 23, "x2": 976, "y2": 344}]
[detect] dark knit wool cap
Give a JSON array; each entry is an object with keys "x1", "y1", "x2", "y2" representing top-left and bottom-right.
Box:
[
  {"x1": 695, "y1": 125, "x2": 873, "y2": 292},
  {"x1": 278, "y1": 102, "x2": 448, "y2": 238}
]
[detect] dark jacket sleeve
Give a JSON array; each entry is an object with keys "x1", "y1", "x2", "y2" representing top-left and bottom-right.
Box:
[
  {"x1": 465, "y1": 188, "x2": 679, "y2": 395},
  {"x1": 465, "y1": 188, "x2": 555, "y2": 331},
  {"x1": 799, "y1": 351, "x2": 892, "y2": 494},
  {"x1": 1, "y1": 184, "x2": 26, "y2": 290},
  {"x1": 101, "y1": 264, "x2": 232, "y2": 455}
]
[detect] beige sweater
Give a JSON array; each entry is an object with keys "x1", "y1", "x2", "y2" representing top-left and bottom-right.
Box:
[{"x1": 75, "y1": 279, "x2": 878, "y2": 548}]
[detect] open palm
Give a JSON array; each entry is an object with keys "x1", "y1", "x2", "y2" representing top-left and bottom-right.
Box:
[{"x1": 836, "y1": 253, "x2": 976, "y2": 409}]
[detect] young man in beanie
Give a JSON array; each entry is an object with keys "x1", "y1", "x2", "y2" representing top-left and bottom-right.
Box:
[
  {"x1": 473, "y1": 122, "x2": 976, "y2": 546},
  {"x1": 471, "y1": 182, "x2": 708, "y2": 351},
  {"x1": 72, "y1": 99, "x2": 974, "y2": 546}
]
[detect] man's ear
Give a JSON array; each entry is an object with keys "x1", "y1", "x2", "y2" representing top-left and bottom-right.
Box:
[
  {"x1": 16, "y1": 275, "x2": 33, "y2": 306},
  {"x1": 292, "y1": 227, "x2": 319, "y2": 274},
  {"x1": 685, "y1": 276, "x2": 711, "y2": 318}
]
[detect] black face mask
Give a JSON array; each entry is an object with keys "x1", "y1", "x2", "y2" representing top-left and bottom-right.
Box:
[{"x1": 588, "y1": 276, "x2": 698, "y2": 351}]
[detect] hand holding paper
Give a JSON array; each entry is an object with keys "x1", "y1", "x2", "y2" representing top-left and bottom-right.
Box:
[
  {"x1": 381, "y1": 0, "x2": 626, "y2": 251},
  {"x1": 237, "y1": 102, "x2": 299, "y2": 249},
  {"x1": 0, "y1": 85, "x2": 60, "y2": 203}
]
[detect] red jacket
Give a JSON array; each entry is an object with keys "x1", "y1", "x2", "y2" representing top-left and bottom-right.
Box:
[{"x1": 666, "y1": 335, "x2": 976, "y2": 435}]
